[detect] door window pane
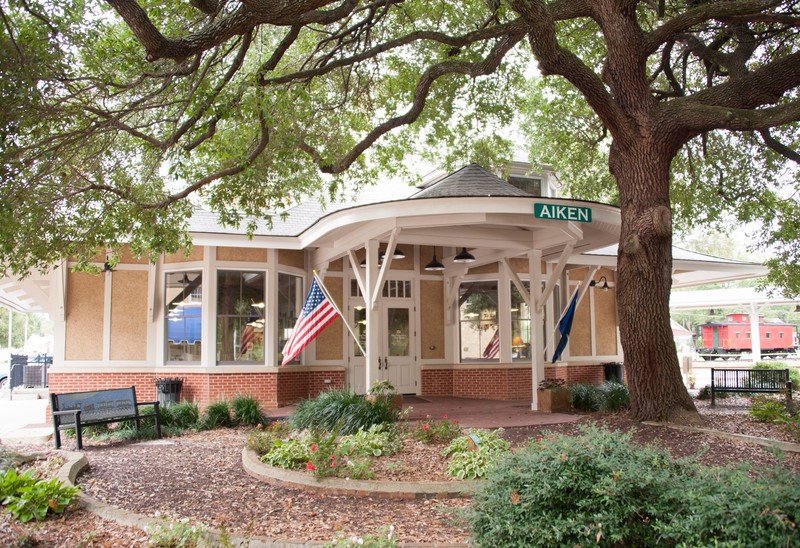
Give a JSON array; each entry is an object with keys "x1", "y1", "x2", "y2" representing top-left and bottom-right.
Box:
[
  {"x1": 216, "y1": 271, "x2": 265, "y2": 363},
  {"x1": 165, "y1": 271, "x2": 202, "y2": 363},
  {"x1": 387, "y1": 308, "x2": 409, "y2": 357},
  {"x1": 511, "y1": 282, "x2": 531, "y2": 360},
  {"x1": 459, "y1": 281, "x2": 498, "y2": 361},
  {"x1": 278, "y1": 273, "x2": 304, "y2": 364}
]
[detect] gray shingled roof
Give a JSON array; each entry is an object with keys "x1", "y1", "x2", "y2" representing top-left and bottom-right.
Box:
[
  {"x1": 411, "y1": 164, "x2": 533, "y2": 199},
  {"x1": 188, "y1": 199, "x2": 333, "y2": 237}
]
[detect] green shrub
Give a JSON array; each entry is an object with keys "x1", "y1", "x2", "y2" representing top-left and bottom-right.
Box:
[
  {"x1": 469, "y1": 426, "x2": 687, "y2": 546},
  {"x1": 291, "y1": 389, "x2": 396, "y2": 435},
  {"x1": 469, "y1": 425, "x2": 800, "y2": 547},
  {"x1": 696, "y1": 385, "x2": 730, "y2": 400},
  {"x1": 599, "y1": 381, "x2": 630, "y2": 412},
  {"x1": 246, "y1": 420, "x2": 292, "y2": 456},
  {"x1": 754, "y1": 361, "x2": 800, "y2": 388},
  {"x1": 654, "y1": 465, "x2": 800, "y2": 546},
  {"x1": 162, "y1": 401, "x2": 200, "y2": 429},
  {"x1": 0, "y1": 468, "x2": 80, "y2": 523},
  {"x1": 570, "y1": 383, "x2": 603, "y2": 411},
  {"x1": 749, "y1": 395, "x2": 790, "y2": 423},
  {"x1": 409, "y1": 415, "x2": 462, "y2": 444},
  {"x1": 339, "y1": 424, "x2": 402, "y2": 458},
  {"x1": 146, "y1": 517, "x2": 211, "y2": 547},
  {"x1": 201, "y1": 401, "x2": 233, "y2": 430},
  {"x1": 444, "y1": 429, "x2": 510, "y2": 480},
  {"x1": 261, "y1": 437, "x2": 312, "y2": 469},
  {"x1": 231, "y1": 394, "x2": 265, "y2": 426}
]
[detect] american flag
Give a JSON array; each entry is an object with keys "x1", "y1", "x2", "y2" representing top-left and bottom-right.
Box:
[
  {"x1": 482, "y1": 329, "x2": 500, "y2": 359},
  {"x1": 238, "y1": 324, "x2": 255, "y2": 359},
  {"x1": 281, "y1": 278, "x2": 339, "y2": 366}
]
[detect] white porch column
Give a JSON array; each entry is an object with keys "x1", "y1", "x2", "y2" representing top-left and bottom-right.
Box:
[
  {"x1": 750, "y1": 302, "x2": 761, "y2": 362},
  {"x1": 530, "y1": 249, "x2": 544, "y2": 411},
  {"x1": 365, "y1": 240, "x2": 380, "y2": 390}
]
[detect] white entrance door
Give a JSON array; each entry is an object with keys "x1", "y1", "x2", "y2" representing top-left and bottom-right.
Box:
[
  {"x1": 348, "y1": 305, "x2": 367, "y2": 394},
  {"x1": 382, "y1": 304, "x2": 415, "y2": 394}
]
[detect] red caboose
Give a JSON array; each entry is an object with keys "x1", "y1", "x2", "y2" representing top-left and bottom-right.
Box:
[{"x1": 699, "y1": 313, "x2": 796, "y2": 360}]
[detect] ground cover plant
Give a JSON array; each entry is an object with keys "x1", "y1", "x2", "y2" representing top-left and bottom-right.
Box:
[
  {"x1": 570, "y1": 381, "x2": 630, "y2": 412},
  {"x1": 0, "y1": 468, "x2": 80, "y2": 523},
  {"x1": 469, "y1": 425, "x2": 800, "y2": 547}
]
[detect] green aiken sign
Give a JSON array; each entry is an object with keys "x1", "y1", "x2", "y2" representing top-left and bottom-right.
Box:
[{"x1": 533, "y1": 203, "x2": 592, "y2": 223}]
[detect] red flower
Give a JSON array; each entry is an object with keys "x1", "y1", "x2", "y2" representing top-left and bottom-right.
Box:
[
  {"x1": 331, "y1": 455, "x2": 337, "y2": 460},
  {"x1": 331, "y1": 461, "x2": 337, "y2": 467},
  {"x1": 443, "y1": 414, "x2": 448, "y2": 419},
  {"x1": 306, "y1": 462, "x2": 315, "y2": 471},
  {"x1": 256, "y1": 423, "x2": 263, "y2": 429},
  {"x1": 453, "y1": 419, "x2": 459, "y2": 424},
  {"x1": 311, "y1": 444, "x2": 317, "y2": 452},
  {"x1": 422, "y1": 424, "x2": 429, "y2": 431},
  {"x1": 536, "y1": 437, "x2": 543, "y2": 442}
]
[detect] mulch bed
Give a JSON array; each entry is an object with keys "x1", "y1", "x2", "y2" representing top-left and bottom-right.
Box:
[{"x1": 2, "y1": 398, "x2": 800, "y2": 546}]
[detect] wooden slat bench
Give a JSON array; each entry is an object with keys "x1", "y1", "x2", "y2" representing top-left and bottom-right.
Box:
[
  {"x1": 710, "y1": 368, "x2": 793, "y2": 407},
  {"x1": 50, "y1": 386, "x2": 161, "y2": 449}
]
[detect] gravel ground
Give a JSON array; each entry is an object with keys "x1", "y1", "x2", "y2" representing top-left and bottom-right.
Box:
[{"x1": 2, "y1": 398, "x2": 799, "y2": 547}]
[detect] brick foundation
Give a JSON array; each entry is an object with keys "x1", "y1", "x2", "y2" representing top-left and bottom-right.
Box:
[
  {"x1": 421, "y1": 363, "x2": 608, "y2": 400},
  {"x1": 47, "y1": 368, "x2": 345, "y2": 418}
]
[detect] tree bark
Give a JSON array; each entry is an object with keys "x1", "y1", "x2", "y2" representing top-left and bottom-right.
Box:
[{"x1": 610, "y1": 139, "x2": 702, "y2": 424}]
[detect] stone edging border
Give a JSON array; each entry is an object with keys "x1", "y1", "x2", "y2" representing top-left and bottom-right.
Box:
[
  {"x1": 56, "y1": 450, "x2": 324, "y2": 547},
  {"x1": 241, "y1": 448, "x2": 479, "y2": 499},
  {"x1": 642, "y1": 422, "x2": 800, "y2": 453}
]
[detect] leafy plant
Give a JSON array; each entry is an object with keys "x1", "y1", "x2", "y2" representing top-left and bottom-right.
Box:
[
  {"x1": 538, "y1": 378, "x2": 566, "y2": 390},
  {"x1": 409, "y1": 415, "x2": 462, "y2": 444},
  {"x1": 201, "y1": 401, "x2": 233, "y2": 430},
  {"x1": 339, "y1": 424, "x2": 402, "y2": 458},
  {"x1": 326, "y1": 525, "x2": 397, "y2": 547},
  {"x1": 291, "y1": 389, "x2": 397, "y2": 435},
  {"x1": 368, "y1": 379, "x2": 397, "y2": 398},
  {"x1": 146, "y1": 517, "x2": 212, "y2": 547},
  {"x1": 749, "y1": 395, "x2": 790, "y2": 423},
  {"x1": 569, "y1": 383, "x2": 603, "y2": 411},
  {"x1": 162, "y1": 401, "x2": 200, "y2": 429},
  {"x1": 307, "y1": 429, "x2": 341, "y2": 479},
  {"x1": 469, "y1": 425, "x2": 800, "y2": 547},
  {"x1": 260, "y1": 438, "x2": 312, "y2": 470},
  {"x1": 246, "y1": 420, "x2": 292, "y2": 456},
  {"x1": 599, "y1": 381, "x2": 630, "y2": 412},
  {"x1": 231, "y1": 394, "x2": 265, "y2": 426},
  {"x1": 444, "y1": 429, "x2": 510, "y2": 480},
  {"x1": 0, "y1": 468, "x2": 80, "y2": 523}
]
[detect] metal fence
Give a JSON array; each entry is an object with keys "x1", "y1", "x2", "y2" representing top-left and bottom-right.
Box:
[{"x1": 9, "y1": 353, "x2": 51, "y2": 390}]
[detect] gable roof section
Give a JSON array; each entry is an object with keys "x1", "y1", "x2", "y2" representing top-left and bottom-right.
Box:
[{"x1": 411, "y1": 164, "x2": 532, "y2": 199}]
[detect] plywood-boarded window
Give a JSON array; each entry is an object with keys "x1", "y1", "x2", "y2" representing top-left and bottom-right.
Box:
[
  {"x1": 110, "y1": 271, "x2": 148, "y2": 361},
  {"x1": 65, "y1": 272, "x2": 104, "y2": 361}
]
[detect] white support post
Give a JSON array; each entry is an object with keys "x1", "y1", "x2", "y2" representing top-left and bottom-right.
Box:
[
  {"x1": 750, "y1": 302, "x2": 761, "y2": 362},
  {"x1": 365, "y1": 240, "x2": 380, "y2": 390},
  {"x1": 530, "y1": 249, "x2": 544, "y2": 411}
]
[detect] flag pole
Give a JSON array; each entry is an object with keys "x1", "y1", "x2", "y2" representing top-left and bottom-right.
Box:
[{"x1": 312, "y1": 271, "x2": 366, "y2": 356}]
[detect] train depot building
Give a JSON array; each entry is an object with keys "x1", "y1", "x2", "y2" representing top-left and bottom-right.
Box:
[{"x1": 0, "y1": 164, "x2": 768, "y2": 411}]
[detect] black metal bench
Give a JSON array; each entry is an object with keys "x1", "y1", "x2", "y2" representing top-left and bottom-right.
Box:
[
  {"x1": 50, "y1": 386, "x2": 161, "y2": 449},
  {"x1": 710, "y1": 368, "x2": 793, "y2": 406}
]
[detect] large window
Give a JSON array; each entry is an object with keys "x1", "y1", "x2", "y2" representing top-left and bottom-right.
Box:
[
  {"x1": 165, "y1": 271, "x2": 203, "y2": 363},
  {"x1": 511, "y1": 282, "x2": 531, "y2": 360},
  {"x1": 216, "y1": 271, "x2": 265, "y2": 363},
  {"x1": 278, "y1": 273, "x2": 304, "y2": 364},
  {"x1": 459, "y1": 281, "x2": 498, "y2": 361}
]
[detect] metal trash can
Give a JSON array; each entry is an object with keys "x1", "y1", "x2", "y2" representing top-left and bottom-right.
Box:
[
  {"x1": 10, "y1": 354, "x2": 27, "y2": 390},
  {"x1": 603, "y1": 362, "x2": 624, "y2": 383},
  {"x1": 155, "y1": 377, "x2": 183, "y2": 407}
]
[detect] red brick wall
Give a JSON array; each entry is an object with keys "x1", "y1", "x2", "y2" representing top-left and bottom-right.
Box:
[
  {"x1": 421, "y1": 364, "x2": 607, "y2": 400},
  {"x1": 48, "y1": 368, "x2": 347, "y2": 416}
]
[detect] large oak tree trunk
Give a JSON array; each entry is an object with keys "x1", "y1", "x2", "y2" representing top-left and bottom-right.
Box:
[{"x1": 610, "y1": 141, "x2": 701, "y2": 423}]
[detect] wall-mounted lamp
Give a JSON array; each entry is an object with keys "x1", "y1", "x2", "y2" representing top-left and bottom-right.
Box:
[
  {"x1": 453, "y1": 247, "x2": 476, "y2": 263},
  {"x1": 425, "y1": 247, "x2": 445, "y2": 271},
  {"x1": 589, "y1": 275, "x2": 609, "y2": 291},
  {"x1": 102, "y1": 261, "x2": 114, "y2": 273},
  {"x1": 709, "y1": 308, "x2": 716, "y2": 315},
  {"x1": 794, "y1": 304, "x2": 800, "y2": 313}
]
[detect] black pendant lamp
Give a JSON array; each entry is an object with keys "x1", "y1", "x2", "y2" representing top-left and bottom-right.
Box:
[
  {"x1": 425, "y1": 247, "x2": 445, "y2": 271},
  {"x1": 453, "y1": 247, "x2": 476, "y2": 263}
]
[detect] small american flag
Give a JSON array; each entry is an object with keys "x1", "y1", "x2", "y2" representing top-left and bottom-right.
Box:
[
  {"x1": 482, "y1": 329, "x2": 500, "y2": 359},
  {"x1": 281, "y1": 278, "x2": 339, "y2": 365},
  {"x1": 238, "y1": 324, "x2": 255, "y2": 359}
]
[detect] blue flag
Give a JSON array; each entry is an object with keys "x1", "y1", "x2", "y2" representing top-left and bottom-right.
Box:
[{"x1": 552, "y1": 292, "x2": 578, "y2": 363}]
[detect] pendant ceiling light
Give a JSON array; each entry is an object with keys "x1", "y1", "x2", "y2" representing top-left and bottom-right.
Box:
[
  {"x1": 453, "y1": 247, "x2": 476, "y2": 263},
  {"x1": 425, "y1": 247, "x2": 445, "y2": 271}
]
